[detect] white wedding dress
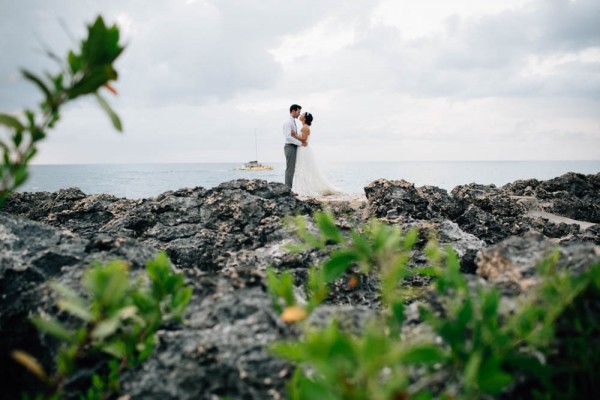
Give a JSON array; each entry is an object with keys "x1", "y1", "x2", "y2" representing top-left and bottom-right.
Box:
[{"x1": 292, "y1": 144, "x2": 341, "y2": 196}]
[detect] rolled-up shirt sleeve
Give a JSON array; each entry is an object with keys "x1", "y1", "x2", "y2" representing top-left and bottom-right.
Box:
[{"x1": 283, "y1": 119, "x2": 302, "y2": 146}]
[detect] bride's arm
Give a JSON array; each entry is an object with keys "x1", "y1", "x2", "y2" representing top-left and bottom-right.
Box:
[{"x1": 292, "y1": 129, "x2": 308, "y2": 145}]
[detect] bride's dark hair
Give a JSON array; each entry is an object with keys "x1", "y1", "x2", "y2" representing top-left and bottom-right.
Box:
[{"x1": 304, "y1": 112, "x2": 313, "y2": 126}]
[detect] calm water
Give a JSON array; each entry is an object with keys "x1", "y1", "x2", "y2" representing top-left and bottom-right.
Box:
[{"x1": 20, "y1": 161, "x2": 600, "y2": 199}]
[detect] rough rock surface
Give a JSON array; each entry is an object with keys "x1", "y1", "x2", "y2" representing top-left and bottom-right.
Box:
[
  {"x1": 5, "y1": 180, "x2": 314, "y2": 272},
  {"x1": 0, "y1": 212, "x2": 159, "y2": 399},
  {"x1": 364, "y1": 172, "x2": 599, "y2": 245},
  {"x1": 0, "y1": 211, "x2": 297, "y2": 400},
  {"x1": 120, "y1": 272, "x2": 293, "y2": 400},
  {"x1": 365, "y1": 179, "x2": 433, "y2": 220},
  {"x1": 475, "y1": 232, "x2": 600, "y2": 295},
  {"x1": 503, "y1": 172, "x2": 600, "y2": 223},
  {"x1": 2, "y1": 173, "x2": 599, "y2": 399}
]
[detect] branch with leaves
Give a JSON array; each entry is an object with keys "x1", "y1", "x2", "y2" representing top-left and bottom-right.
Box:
[
  {"x1": 0, "y1": 16, "x2": 124, "y2": 206},
  {"x1": 12, "y1": 252, "x2": 192, "y2": 400},
  {"x1": 268, "y1": 211, "x2": 600, "y2": 399}
]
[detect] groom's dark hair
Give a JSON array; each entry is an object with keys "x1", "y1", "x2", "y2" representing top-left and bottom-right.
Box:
[{"x1": 290, "y1": 104, "x2": 302, "y2": 113}]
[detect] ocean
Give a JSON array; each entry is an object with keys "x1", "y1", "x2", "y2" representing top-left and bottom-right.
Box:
[{"x1": 20, "y1": 161, "x2": 600, "y2": 200}]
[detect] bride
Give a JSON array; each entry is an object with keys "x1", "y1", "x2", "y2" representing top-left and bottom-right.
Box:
[{"x1": 292, "y1": 112, "x2": 341, "y2": 196}]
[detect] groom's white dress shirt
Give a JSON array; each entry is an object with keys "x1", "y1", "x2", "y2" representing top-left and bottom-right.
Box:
[{"x1": 283, "y1": 116, "x2": 302, "y2": 146}]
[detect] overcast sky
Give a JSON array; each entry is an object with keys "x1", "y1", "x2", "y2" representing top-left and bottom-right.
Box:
[{"x1": 1, "y1": 0, "x2": 599, "y2": 164}]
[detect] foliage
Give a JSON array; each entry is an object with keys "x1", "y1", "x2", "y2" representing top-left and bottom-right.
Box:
[
  {"x1": 12, "y1": 252, "x2": 192, "y2": 400},
  {"x1": 0, "y1": 16, "x2": 124, "y2": 206},
  {"x1": 269, "y1": 212, "x2": 418, "y2": 317},
  {"x1": 267, "y1": 211, "x2": 600, "y2": 399}
]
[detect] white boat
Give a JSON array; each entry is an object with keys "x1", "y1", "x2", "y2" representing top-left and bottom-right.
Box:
[
  {"x1": 237, "y1": 130, "x2": 273, "y2": 171},
  {"x1": 236, "y1": 160, "x2": 273, "y2": 171}
]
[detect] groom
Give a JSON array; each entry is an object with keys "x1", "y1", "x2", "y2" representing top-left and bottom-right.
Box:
[{"x1": 283, "y1": 104, "x2": 306, "y2": 190}]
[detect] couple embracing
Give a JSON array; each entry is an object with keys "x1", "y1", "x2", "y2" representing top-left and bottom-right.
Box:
[{"x1": 283, "y1": 104, "x2": 340, "y2": 197}]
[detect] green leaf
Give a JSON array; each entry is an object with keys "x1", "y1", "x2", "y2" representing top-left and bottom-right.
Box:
[
  {"x1": 83, "y1": 260, "x2": 130, "y2": 309},
  {"x1": 24, "y1": 147, "x2": 38, "y2": 163},
  {"x1": 56, "y1": 298, "x2": 92, "y2": 322},
  {"x1": 390, "y1": 301, "x2": 405, "y2": 326},
  {"x1": 464, "y1": 351, "x2": 482, "y2": 390},
  {"x1": 266, "y1": 268, "x2": 296, "y2": 308},
  {"x1": 21, "y1": 69, "x2": 53, "y2": 104},
  {"x1": 456, "y1": 299, "x2": 473, "y2": 332},
  {"x1": 13, "y1": 130, "x2": 23, "y2": 147},
  {"x1": 476, "y1": 356, "x2": 513, "y2": 394},
  {"x1": 31, "y1": 128, "x2": 45, "y2": 142},
  {"x1": 172, "y1": 286, "x2": 192, "y2": 309},
  {"x1": 482, "y1": 288, "x2": 500, "y2": 321},
  {"x1": 293, "y1": 215, "x2": 324, "y2": 249},
  {"x1": 92, "y1": 373, "x2": 104, "y2": 390},
  {"x1": 68, "y1": 50, "x2": 83, "y2": 74},
  {"x1": 53, "y1": 73, "x2": 64, "y2": 92},
  {"x1": 271, "y1": 342, "x2": 307, "y2": 362},
  {"x1": 146, "y1": 252, "x2": 171, "y2": 285},
  {"x1": 414, "y1": 266, "x2": 440, "y2": 278},
  {"x1": 293, "y1": 372, "x2": 338, "y2": 400},
  {"x1": 399, "y1": 345, "x2": 447, "y2": 364},
  {"x1": 0, "y1": 113, "x2": 25, "y2": 131},
  {"x1": 136, "y1": 334, "x2": 156, "y2": 363},
  {"x1": 100, "y1": 341, "x2": 127, "y2": 358},
  {"x1": 50, "y1": 282, "x2": 86, "y2": 303},
  {"x1": 350, "y1": 230, "x2": 371, "y2": 260},
  {"x1": 322, "y1": 251, "x2": 358, "y2": 283},
  {"x1": 478, "y1": 368, "x2": 513, "y2": 394},
  {"x1": 67, "y1": 65, "x2": 116, "y2": 98},
  {"x1": 410, "y1": 391, "x2": 433, "y2": 400},
  {"x1": 307, "y1": 266, "x2": 329, "y2": 311},
  {"x1": 284, "y1": 242, "x2": 309, "y2": 253},
  {"x1": 92, "y1": 317, "x2": 120, "y2": 339},
  {"x1": 116, "y1": 305, "x2": 138, "y2": 320},
  {"x1": 83, "y1": 17, "x2": 124, "y2": 66},
  {"x1": 95, "y1": 93, "x2": 122, "y2": 132},
  {"x1": 279, "y1": 272, "x2": 296, "y2": 307},
  {"x1": 314, "y1": 211, "x2": 344, "y2": 243},
  {"x1": 30, "y1": 316, "x2": 72, "y2": 341},
  {"x1": 403, "y1": 228, "x2": 419, "y2": 250}
]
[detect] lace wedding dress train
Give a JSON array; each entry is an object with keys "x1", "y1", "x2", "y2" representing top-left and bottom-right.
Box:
[{"x1": 292, "y1": 146, "x2": 341, "y2": 196}]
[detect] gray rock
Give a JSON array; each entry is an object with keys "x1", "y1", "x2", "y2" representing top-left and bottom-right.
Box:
[
  {"x1": 0, "y1": 212, "x2": 158, "y2": 399},
  {"x1": 3, "y1": 172, "x2": 600, "y2": 399},
  {"x1": 6, "y1": 180, "x2": 313, "y2": 271},
  {"x1": 504, "y1": 172, "x2": 600, "y2": 223},
  {"x1": 365, "y1": 179, "x2": 432, "y2": 220},
  {"x1": 475, "y1": 232, "x2": 600, "y2": 295},
  {"x1": 121, "y1": 278, "x2": 293, "y2": 400}
]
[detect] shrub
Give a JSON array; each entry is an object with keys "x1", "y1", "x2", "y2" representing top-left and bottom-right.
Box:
[
  {"x1": 268, "y1": 211, "x2": 600, "y2": 399},
  {"x1": 12, "y1": 252, "x2": 192, "y2": 399}
]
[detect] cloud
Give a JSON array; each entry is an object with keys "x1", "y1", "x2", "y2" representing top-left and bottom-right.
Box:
[{"x1": 0, "y1": 0, "x2": 598, "y2": 163}]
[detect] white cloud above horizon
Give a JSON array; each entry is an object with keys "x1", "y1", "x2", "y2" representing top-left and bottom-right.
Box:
[{"x1": 1, "y1": 0, "x2": 599, "y2": 164}]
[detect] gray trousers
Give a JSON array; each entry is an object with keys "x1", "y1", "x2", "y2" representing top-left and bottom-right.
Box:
[{"x1": 284, "y1": 144, "x2": 298, "y2": 188}]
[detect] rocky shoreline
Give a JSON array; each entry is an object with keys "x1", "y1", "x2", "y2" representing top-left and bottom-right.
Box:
[{"x1": 1, "y1": 172, "x2": 599, "y2": 399}]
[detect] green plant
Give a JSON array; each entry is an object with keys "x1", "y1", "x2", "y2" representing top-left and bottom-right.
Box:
[
  {"x1": 269, "y1": 211, "x2": 600, "y2": 399},
  {"x1": 12, "y1": 252, "x2": 192, "y2": 399},
  {"x1": 0, "y1": 16, "x2": 124, "y2": 205},
  {"x1": 267, "y1": 212, "x2": 419, "y2": 322}
]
